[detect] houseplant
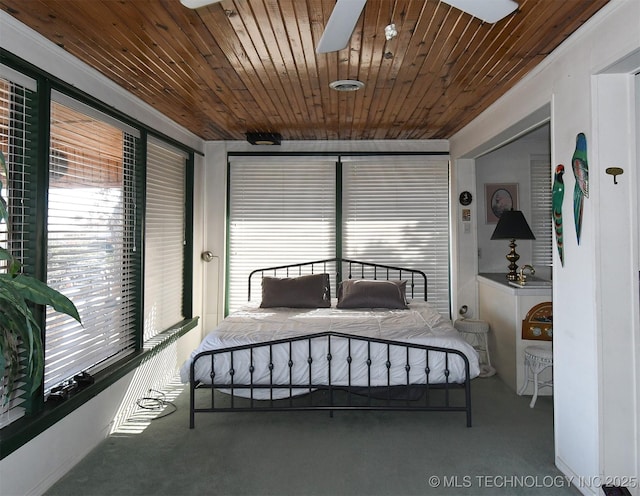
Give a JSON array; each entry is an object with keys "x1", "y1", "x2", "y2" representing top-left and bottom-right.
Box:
[{"x1": 0, "y1": 150, "x2": 81, "y2": 407}]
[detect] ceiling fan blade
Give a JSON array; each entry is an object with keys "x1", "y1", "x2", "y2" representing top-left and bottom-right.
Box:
[
  {"x1": 441, "y1": 0, "x2": 518, "y2": 23},
  {"x1": 316, "y1": 0, "x2": 367, "y2": 54},
  {"x1": 180, "y1": 0, "x2": 222, "y2": 9}
]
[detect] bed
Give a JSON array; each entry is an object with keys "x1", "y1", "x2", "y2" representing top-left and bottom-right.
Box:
[{"x1": 181, "y1": 258, "x2": 480, "y2": 428}]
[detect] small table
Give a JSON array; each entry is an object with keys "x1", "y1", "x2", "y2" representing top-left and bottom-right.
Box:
[
  {"x1": 454, "y1": 319, "x2": 496, "y2": 377},
  {"x1": 518, "y1": 344, "x2": 553, "y2": 407}
]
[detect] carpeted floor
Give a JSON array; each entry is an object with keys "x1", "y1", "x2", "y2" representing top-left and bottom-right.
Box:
[{"x1": 45, "y1": 376, "x2": 579, "y2": 496}]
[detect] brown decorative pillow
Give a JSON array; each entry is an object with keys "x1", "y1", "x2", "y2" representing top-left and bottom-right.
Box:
[
  {"x1": 337, "y1": 279, "x2": 407, "y2": 301},
  {"x1": 260, "y1": 273, "x2": 331, "y2": 308},
  {"x1": 337, "y1": 279, "x2": 408, "y2": 309}
]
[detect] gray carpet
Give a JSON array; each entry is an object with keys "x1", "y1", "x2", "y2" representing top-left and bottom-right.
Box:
[{"x1": 46, "y1": 376, "x2": 579, "y2": 496}]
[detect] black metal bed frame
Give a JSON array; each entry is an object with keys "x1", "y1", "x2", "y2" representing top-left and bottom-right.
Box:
[
  {"x1": 189, "y1": 259, "x2": 472, "y2": 428},
  {"x1": 247, "y1": 257, "x2": 428, "y2": 302}
]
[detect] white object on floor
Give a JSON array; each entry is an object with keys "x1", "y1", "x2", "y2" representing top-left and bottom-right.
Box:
[
  {"x1": 454, "y1": 319, "x2": 496, "y2": 378},
  {"x1": 518, "y1": 344, "x2": 553, "y2": 408}
]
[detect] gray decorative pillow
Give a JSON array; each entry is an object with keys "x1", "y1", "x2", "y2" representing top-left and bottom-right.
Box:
[
  {"x1": 337, "y1": 279, "x2": 408, "y2": 309},
  {"x1": 260, "y1": 273, "x2": 331, "y2": 308}
]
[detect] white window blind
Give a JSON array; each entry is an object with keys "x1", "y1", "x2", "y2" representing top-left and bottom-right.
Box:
[
  {"x1": 144, "y1": 138, "x2": 187, "y2": 341},
  {"x1": 227, "y1": 154, "x2": 451, "y2": 317},
  {"x1": 530, "y1": 154, "x2": 552, "y2": 268},
  {"x1": 342, "y1": 156, "x2": 451, "y2": 317},
  {"x1": 0, "y1": 67, "x2": 37, "y2": 427},
  {"x1": 45, "y1": 96, "x2": 139, "y2": 393},
  {"x1": 227, "y1": 156, "x2": 337, "y2": 313}
]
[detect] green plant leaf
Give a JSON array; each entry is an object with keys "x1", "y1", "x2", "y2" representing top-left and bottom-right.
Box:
[
  {"x1": 8, "y1": 259, "x2": 21, "y2": 276},
  {"x1": 7, "y1": 274, "x2": 82, "y2": 324},
  {"x1": 0, "y1": 150, "x2": 53, "y2": 399},
  {"x1": 0, "y1": 285, "x2": 45, "y2": 396},
  {"x1": 0, "y1": 193, "x2": 7, "y2": 228},
  {"x1": 0, "y1": 247, "x2": 12, "y2": 261},
  {"x1": 0, "y1": 245, "x2": 21, "y2": 277},
  {"x1": 0, "y1": 284, "x2": 35, "y2": 352}
]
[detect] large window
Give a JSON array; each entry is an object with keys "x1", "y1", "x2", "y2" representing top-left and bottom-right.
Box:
[
  {"x1": 144, "y1": 138, "x2": 188, "y2": 342},
  {"x1": 342, "y1": 156, "x2": 450, "y2": 315},
  {"x1": 45, "y1": 93, "x2": 142, "y2": 392},
  {"x1": 0, "y1": 61, "x2": 194, "y2": 432},
  {"x1": 227, "y1": 156, "x2": 337, "y2": 312},
  {"x1": 227, "y1": 155, "x2": 450, "y2": 316}
]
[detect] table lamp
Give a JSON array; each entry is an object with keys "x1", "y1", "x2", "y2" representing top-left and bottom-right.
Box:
[{"x1": 490, "y1": 209, "x2": 536, "y2": 281}]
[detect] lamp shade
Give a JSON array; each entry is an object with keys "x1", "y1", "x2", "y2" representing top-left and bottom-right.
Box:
[{"x1": 491, "y1": 210, "x2": 535, "y2": 240}]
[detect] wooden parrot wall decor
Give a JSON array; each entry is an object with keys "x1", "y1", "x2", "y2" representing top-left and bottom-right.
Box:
[
  {"x1": 571, "y1": 133, "x2": 589, "y2": 244},
  {"x1": 552, "y1": 164, "x2": 565, "y2": 266}
]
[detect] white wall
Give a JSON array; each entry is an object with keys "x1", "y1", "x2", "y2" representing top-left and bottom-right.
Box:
[
  {"x1": 200, "y1": 142, "x2": 228, "y2": 333},
  {"x1": 451, "y1": 158, "x2": 477, "y2": 319},
  {"x1": 0, "y1": 12, "x2": 206, "y2": 496},
  {"x1": 450, "y1": 1, "x2": 640, "y2": 494},
  {"x1": 593, "y1": 72, "x2": 639, "y2": 485},
  {"x1": 2, "y1": 373, "x2": 133, "y2": 496}
]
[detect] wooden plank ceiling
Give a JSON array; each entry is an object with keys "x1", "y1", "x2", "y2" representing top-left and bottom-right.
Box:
[{"x1": 1, "y1": 0, "x2": 610, "y2": 141}]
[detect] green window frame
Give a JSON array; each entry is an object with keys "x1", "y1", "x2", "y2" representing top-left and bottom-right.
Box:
[{"x1": 0, "y1": 54, "x2": 197, "y2": 458}]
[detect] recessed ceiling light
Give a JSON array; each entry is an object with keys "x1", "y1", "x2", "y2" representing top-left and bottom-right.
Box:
[{"x1": 329, "y1": 79, "x2": 365, "y2": 92}]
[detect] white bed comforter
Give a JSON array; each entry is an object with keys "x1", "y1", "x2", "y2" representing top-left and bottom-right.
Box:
[{"x1": 180, "y1": 301, "x2": 480, "y2": 399}]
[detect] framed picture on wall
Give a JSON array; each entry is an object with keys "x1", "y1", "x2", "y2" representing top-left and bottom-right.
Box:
[{"x1": 485, "y1": 183, "x2": 518, "y2": 223}]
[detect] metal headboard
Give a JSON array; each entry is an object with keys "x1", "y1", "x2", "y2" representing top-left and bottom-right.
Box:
[{"x1": 248, "y1": 257, "x2": 427, "y2": 302}]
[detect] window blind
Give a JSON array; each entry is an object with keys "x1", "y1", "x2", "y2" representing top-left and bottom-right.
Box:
[
  {"x1": 530, "y1": 154, "x2": 552, "y2": 268},
  {"x1": 227, "y1": 156, "x2": 337, "y2": 313},
  {"x1": 45, "y1": 96, "x2": 139, "y2": 393},
  {"x1": 144, "y1": 138, "x2": 187, "y2": 341},
  {"x1": 342, "y1": 156, "x2": 451, "y2": 317},
  {"x1": 0, "y1": 66, "x2": 38, "y2": 426}
]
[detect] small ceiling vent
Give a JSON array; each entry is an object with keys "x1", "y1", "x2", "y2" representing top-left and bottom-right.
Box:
[{"x1": 329, "y1": 79, "x2": 365, "y2": 92}]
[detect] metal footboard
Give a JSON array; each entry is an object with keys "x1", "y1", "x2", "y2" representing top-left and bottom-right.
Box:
[{"x1": 189, "y1": 331, "x2": 472, "y2": 428}]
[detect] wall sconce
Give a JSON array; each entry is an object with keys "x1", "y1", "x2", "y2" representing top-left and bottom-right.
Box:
[{"x1": 491, "y1": 209, "x2": 536, "y2": 281}]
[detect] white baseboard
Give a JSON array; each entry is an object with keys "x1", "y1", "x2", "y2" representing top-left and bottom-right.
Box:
[{"x1": 555, "y1": 456, "x2": 600, "y2": 496}]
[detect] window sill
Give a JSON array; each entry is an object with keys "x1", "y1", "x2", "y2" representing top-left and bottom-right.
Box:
[{"x1": 0, "y1": 317, "x2": 199, "y2": 460}]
